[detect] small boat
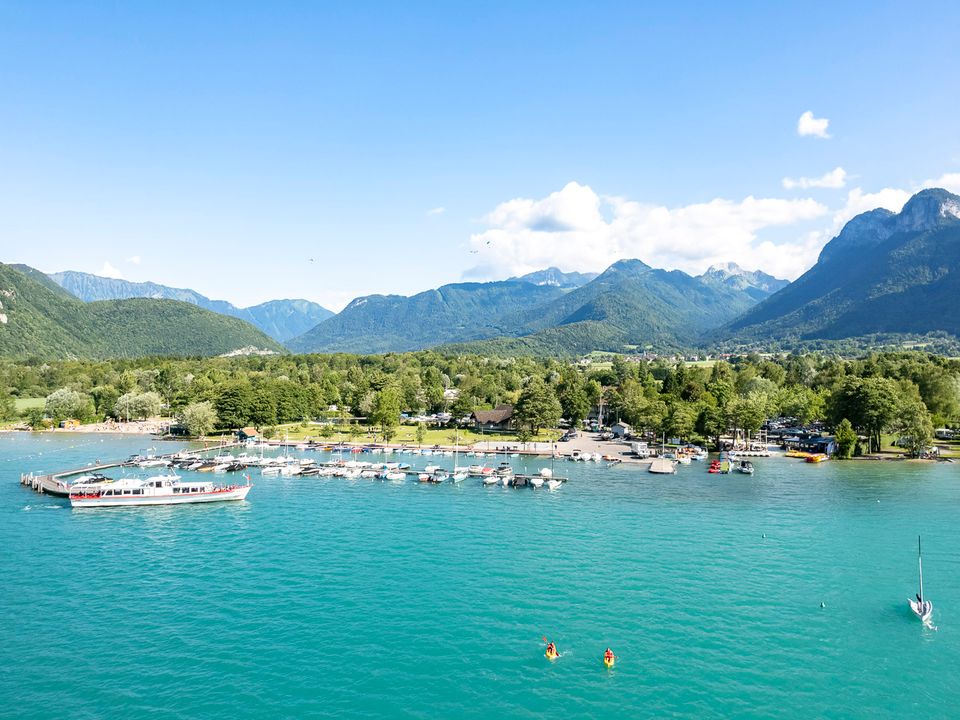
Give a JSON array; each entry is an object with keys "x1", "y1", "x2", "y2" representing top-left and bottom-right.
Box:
[
  {"x1": 648, "y1": 458, "x2": 677, "y2": 475},
  {"x1": 603, "y1": 653, "x2": 615, "y2": 669},
  {"x1": 908, "y1": 535, "x2": 934, "y2": 623},
  {"x1": 451, "y1": 471, "x2": 468, "y2": 483},
  {"x1": 530, "y1": 477, "x2": 544, "y2": 489},
  {"x1": 539, "y1": 468, "x2": 554, "y2": 478},
  {"x1": 545, "y1": 479, "x2": 562, "y2": 491},
  {"x1": 482, "y1": 476, "x2": 499, "y2": 486},
  {"x1": 417, "y1": 473, "x2": 430, "y2": 483},
  {"x1": 385, "y1": 472, "x2": 406, "y2": 482},
  {"x1": 805, "y1": 453, "x2": 828, "y2": 463},
  {"x1": 737, "y1": 460, "x2": 755, "y2": 475}
]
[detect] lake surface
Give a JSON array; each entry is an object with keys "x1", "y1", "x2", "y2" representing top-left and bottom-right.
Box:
[{"x1": 2, "y1": 432, "x2": 958, "y2": 718}]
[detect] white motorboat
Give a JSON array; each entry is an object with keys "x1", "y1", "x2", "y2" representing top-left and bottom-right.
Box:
[
  {"x1": 530, "y1": 477, "x2": 544, "y2": 489},
  {"x1": 482, "y1": 476, "x2": 499, "y2": 486},
  {"x1": 70, "y1": 475, "x2": 250, "y2": 508},
  {"x1": 451, "y1": 471, "x2": 468, "y2": 483},
  {"x1": 545, "y1": 479, "x2": 562, "y2": 491},
  {"x1": 384, "y1": 472, "x2": 406, "y2": 482},
  {"x1": 737, "y1": 460, "x2": 755, "y2": 475},
  {"x1": 909, "y1": 535, "x2": 934, "y2": 623}
]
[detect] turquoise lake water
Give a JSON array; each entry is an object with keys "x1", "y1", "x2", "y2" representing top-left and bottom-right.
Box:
[{"x1": 2, "y1": 432, "x2": 958, "y2": 718}]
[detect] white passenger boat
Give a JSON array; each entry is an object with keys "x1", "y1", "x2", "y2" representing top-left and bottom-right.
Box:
[{"x1": 70, "y1": 475, "x2": 250, "y2": 508}]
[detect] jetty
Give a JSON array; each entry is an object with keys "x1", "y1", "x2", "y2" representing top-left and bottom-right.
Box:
[{"x1": 20, "y1": 442, "x2": 242, "y2": 496}]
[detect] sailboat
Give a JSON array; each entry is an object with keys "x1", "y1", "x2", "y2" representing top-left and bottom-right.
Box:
[
  {"x1": 908, "y1": 535, "x2": 933, "y2": 622},
  {"x1": 451, "y1": 428, "x2": 467, "y2": 483}
]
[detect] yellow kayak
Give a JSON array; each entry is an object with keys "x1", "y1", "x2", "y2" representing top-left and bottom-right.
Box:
[
  {"x1": 603, "y1": 656, "x2": 615, "y2": 669},
  {"x1": 545, "y1": 648, "x2": 559, "y2": 661}
]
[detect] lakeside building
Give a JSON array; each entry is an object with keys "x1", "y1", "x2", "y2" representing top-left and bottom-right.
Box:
[{"x1": 471, "y1": 405, "x2": 514, "y2": 432}]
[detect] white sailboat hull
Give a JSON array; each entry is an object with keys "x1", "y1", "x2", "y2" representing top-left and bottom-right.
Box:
[{"x1": 908, "y1": 598, "x2": 933, "y2": 622}]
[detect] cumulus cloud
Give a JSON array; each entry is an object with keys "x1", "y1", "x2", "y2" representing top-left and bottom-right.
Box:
[
  {"x1": 797, "y1": 110, "x2": 831, "y2": 138},
  {"x1": 127, "y1": 255, "x2": 141, "y2": 265},
  {"x1": 783, "y1": 166, "x2": 847, "y2": 190},
  {"x1": 922, "y1": 172, "x2": 960, "y2": 194},
  {"x1": 426, "y1": 207, "x2": 446, "y2": 216},
  {"x1": 99, "y1": 262, "x2": 124, "y2": 279},
  {"x1": 465, "y1": 181, "x2": 828, "y2": 282}
]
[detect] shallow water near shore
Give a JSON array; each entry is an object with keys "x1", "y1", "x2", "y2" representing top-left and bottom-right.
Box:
[{"x1": 2, "y1": 432, "x2": 959, "y2": 718}]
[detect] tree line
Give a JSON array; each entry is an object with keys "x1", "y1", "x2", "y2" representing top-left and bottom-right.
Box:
[{"x1": 0, "y1": 350, "x2": 957, "y2": 456}]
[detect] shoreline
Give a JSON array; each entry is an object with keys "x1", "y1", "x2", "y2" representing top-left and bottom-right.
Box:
[{"x1": 2, "y1": 425, "x2": 950, "y2": 462}]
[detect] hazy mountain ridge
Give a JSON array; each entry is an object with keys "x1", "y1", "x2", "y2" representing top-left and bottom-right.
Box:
[
  {"x1": 291, "y1": 258, "x2": 787, "y2": 355},
  {"x1": 50, "y1": 271, "x2": 332, "y2": 342}
]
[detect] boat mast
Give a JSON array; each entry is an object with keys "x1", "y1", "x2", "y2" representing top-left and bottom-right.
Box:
[{"x1": 918, "y1": 535, "x2": 924, "y2": 603}]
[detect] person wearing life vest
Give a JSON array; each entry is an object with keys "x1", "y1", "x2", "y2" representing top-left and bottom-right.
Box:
[
  {"x1": 546, "y1": 642, "x2": 558, "y2": 657},
  {"x1": 604, "y1": 648, "x2": 615, "y2": 664}
]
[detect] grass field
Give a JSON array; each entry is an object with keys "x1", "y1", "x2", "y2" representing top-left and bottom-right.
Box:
[{"x1": 14, "y1": 397, "x2": 44, "y2": 412}]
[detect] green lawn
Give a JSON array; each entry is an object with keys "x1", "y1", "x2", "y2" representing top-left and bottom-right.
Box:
[
  {"x1": 14, "y1": 397, "x2": 44, "y2": 412},
  {"x1": 270, "y1": 423, "x2": 560, "y2": 446}
]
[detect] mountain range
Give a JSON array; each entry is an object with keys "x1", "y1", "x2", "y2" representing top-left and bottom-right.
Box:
[
  {"x1": 4, "y1": 187, "x2": 957, "y2": 359},
  {"x1": 288, "y1": 261, "x2": 784, "y2": 355},
  {"x1": 0, "y1": 264, "x2": 283, "y2": 359},
  {"x1": 719, "y1": 188, "x2": 960, "y2": 345},
  {"x1": 48, "y1": 271, "x2": 332, "y2": 342}
]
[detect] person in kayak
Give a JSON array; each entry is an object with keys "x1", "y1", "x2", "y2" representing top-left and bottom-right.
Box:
[
  {"x1": 546, "y1": 642, "x2": 558, "y2": 658},
  {"x1": 604, "y1": 648, "x2": 615, "y2": 664}
]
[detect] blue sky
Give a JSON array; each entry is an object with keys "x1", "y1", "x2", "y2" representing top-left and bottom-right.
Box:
[{"x1": 1, "y1": 1, "x2": 958, "y2": 310}]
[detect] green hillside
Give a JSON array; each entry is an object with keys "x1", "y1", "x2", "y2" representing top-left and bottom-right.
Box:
[
  {"x1": 445, "y1": 260, "x2": 771, "y2": 355},
  {"x1": 720, "y1": 188, "x2": 960, "y2": 345},
  {"x1": 0, "y1": 263, "x2": 283, "y2": 359},
  {"x1": 287, "y1": 280, "x2": 567, "y2": 353}
]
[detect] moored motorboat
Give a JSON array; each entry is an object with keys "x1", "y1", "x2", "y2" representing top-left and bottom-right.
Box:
[{"x1": 737, "y1": 460, "x2": 755, "y2": 475}]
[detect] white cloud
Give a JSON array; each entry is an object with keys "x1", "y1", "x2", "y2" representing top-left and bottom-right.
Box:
[
  {"x1": 99, "y1": 262, "x2": 124, "y2": 279},
  {"x1": 465, "y1": 181, "x2": 829, "y2": 282},
  {"x1": 922, "y1": 172, "x2": 960, "y2": 194},
  {"x1": 127, "y1": 255, "x2": 141, "y2": 265},
  {"x1": 797, "y1": 110, "x2": 831, "y2": 139},
  {"x1": 783, "y1": 166, "x2": 847, "y2": 190},
  {"x1": 833, "y1": 187, "x2": 912, "y2": 228},
  {"x1": 426, "y1": 207, "x2": 446, "y2": 216}
]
